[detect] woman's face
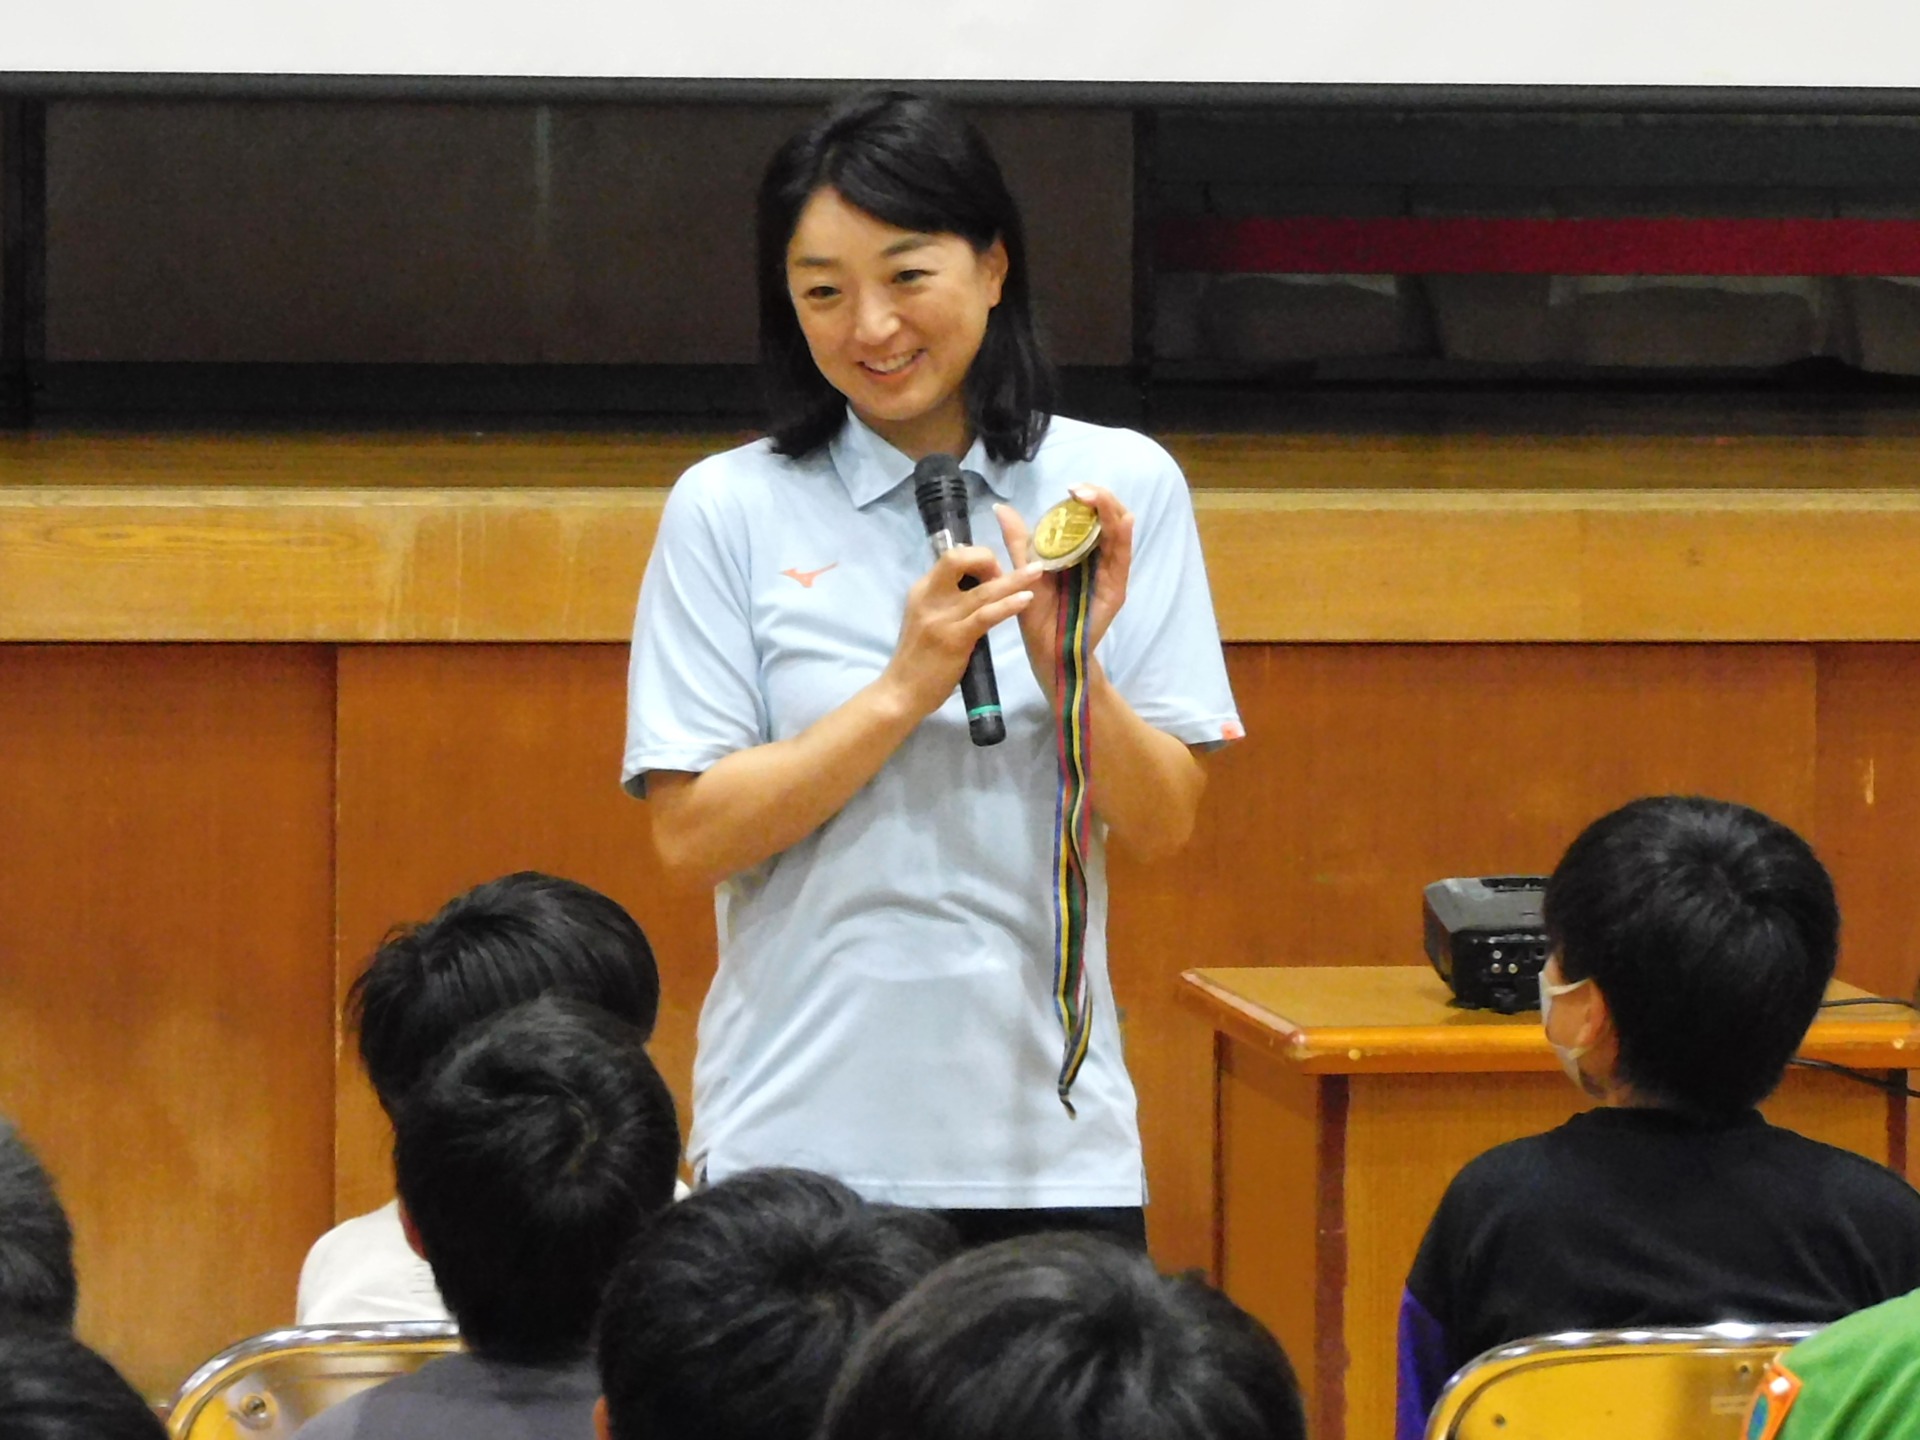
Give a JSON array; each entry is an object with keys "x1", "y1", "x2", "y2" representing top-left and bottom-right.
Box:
[{"x1": 785, "y1": 186, "x2": 1008, "y2": 461}]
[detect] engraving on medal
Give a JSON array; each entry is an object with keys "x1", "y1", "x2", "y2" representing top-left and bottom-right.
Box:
[{"x1": 1031, "y1": 497, "x2": 1101, "y2": 571}]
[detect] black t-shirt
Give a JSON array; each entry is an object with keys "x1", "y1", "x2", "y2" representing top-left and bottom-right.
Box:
[{"x1": 1408, "y1": 1107, "x2": 1920, "y2": 1381}]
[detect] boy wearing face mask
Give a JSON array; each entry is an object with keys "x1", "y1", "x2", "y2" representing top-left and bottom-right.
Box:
[{"x1": 1394, "y1": 795, "x2": 1920, "y2": 1440}]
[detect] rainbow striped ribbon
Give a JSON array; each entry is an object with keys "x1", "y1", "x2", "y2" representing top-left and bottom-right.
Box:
[{"x1": 1050, "y1": 552, "x2": 1098, "y2": 1117}]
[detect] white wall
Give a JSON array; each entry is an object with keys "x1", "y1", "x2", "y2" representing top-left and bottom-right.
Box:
[{"x1": 13, "y1": 0, "x2": 1920, "y2": 88}]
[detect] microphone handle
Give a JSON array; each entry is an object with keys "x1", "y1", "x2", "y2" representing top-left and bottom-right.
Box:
[{"x1": 954, "y1": 574, "x2": 1006, "y2": 746}]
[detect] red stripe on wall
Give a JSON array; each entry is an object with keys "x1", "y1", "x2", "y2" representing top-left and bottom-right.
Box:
[{"x1": 1157, "y1": 216, "x2": 1920, "y2": 276}]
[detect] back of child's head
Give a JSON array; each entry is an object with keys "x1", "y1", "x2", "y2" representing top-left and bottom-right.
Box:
[
  {"x1": 394, "y1": 996, "x2": 681, "y2": 1363},
  {"x1": 0, "y1": 1328, "x2": 166, "y2": 1440},
  {"x1": 1544, "y1": 794, "x2": 1839, "y2": 1120},
  {"x1": 349, "y1": 871, "x2": 661, "y2": 1116},
  {"x1": 595, "y1": 1167, "x2": 957, "y2": 1440},
  {"x1": 0, "y1": 1122, "x2": 76, "y2": 1330},
  {"x1": 817, "y1": 1233, "x2": 1307, "y2": 1440}
]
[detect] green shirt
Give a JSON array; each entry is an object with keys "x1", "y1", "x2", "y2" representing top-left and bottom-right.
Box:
[{"x1": 1766, "y1": 1291, "x2": 1920, "y2": 1440}]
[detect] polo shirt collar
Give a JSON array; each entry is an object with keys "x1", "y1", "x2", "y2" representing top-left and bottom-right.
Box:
[{"x1": 828, "y1": 408, "x2": 1011, "y2": 509}]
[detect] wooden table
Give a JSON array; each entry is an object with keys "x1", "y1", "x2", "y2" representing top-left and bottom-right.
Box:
[{"x1": 1179, "y1": 965, "x2": 1918, "y2": 1440}]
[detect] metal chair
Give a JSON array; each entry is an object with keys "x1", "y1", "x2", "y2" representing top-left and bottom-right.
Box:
[
  {"x1": 1425, "y1": 1321, "x2": 1820, "y2": 1440},
  {"x1": 166, "y1": 1322, "x2": 461, "y2": 1440}
]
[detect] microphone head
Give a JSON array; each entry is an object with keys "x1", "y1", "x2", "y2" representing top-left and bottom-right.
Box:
[{"x1": 911, "y1": 453, "x2": 969, "y2": 534}]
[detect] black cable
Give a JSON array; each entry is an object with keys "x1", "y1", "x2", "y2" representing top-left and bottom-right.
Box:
[
  {"x1": 1819, "y1": 996, "x2": 1919, "y2": 1010},
  {"x1": 1789, "y1": 1058, "x2": 1920, "y2": 1099}
]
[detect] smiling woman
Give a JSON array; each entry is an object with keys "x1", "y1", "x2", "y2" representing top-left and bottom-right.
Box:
[
  {"x1": 620, "y1": 90, "x2": 1242, "y2": 1250},
  {"x1": 754, "y1": 91, "x2": 1050, "y2": 467},
  {"x1": 782, "y1": 192, "x2": 1006, "y2": 463}
]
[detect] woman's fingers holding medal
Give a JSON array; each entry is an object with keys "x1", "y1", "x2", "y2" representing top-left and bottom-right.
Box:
[
  {"x1": 884, "y1": 543, "x2": 1039, "y2": 720},
  {"x1": 995, "y1": 485, "x2": 1132, "y2": 696}
]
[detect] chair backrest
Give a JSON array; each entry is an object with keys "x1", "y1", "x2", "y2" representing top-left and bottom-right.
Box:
[
  {"x1": 1425, "y1": 1322, "x2": 1821, "y2": 1440},
  {"x1": 166, "y1": 1322, "x2": 462, "y2": 1440}
]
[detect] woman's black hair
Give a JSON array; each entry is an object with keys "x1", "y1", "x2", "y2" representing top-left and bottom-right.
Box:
[{"x1": 756, "y1": 89, "x2": 1056, "y2": 464}]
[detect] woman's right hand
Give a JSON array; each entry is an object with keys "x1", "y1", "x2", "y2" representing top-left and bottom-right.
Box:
[
  {"x1": 648, "y1": 547, "x2": 1037, "y2": 888},
  {"x1": 879, "y1": 546, "x2": 1039, "y2": 721}
]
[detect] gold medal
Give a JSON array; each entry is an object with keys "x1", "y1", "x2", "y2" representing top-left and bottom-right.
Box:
[{"x1": 1031, "y1": 497, "x2": 1101, "y2": 572}]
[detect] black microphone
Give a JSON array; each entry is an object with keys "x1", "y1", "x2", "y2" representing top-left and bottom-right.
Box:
[{"x1": 911, "y1": 453, "x2": 1006, "y2": 747}]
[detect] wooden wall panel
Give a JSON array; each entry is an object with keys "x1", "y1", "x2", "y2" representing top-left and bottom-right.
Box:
[
  {"x1": 1812, "y1": 644, "x2": 1920, "y2": 1157},
  {"x1": 18, "y1": 485, "x2": 1920, "y2": 641},
  {"x1": 0, "y1": 645, "x2": 335, "y2": 1397},
  {"x1": 332, "y1": 644, "x2": 716, "y2": 1219},
  {"x1": 1814, "y1": 645, "x2": 1920, "y2": 1001},
  {"x1": 0, "y1": 487, "x2": 663, "y2": 644},
  {"x1": 1218, "y1": 1044, "x2": 1331, "y2": 1434},
  {"x1": 2, "y1": 633, "x2": 1905, "y2": 1393},
  {"x1": 17, "y1": 474, "x2": 1920, "y2": 646},
  {"x1": 1110, "y1": 643, "x2": 1818, "y2": 1269}
]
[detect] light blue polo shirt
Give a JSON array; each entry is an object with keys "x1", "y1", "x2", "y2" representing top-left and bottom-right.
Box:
[{"x1": 625, "y1": 411, "x2": 1240, "y2": 1208}]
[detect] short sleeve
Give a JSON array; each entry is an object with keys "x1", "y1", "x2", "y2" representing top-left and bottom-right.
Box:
[
  {"x1": 623, "y1": 466, "x2": 768, "y2": 797},
  {"x1": 1096, "y1": 439, "x2": 1242, "y2": 748}
]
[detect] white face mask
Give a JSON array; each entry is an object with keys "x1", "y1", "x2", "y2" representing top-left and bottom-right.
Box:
[{"x1": 1539, "y1": 970, "x2": 1594, "y2": 1088}]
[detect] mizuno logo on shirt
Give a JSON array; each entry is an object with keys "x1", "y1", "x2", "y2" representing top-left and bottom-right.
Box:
[{"x1": 781, "y1": 564, "x2": 839, "y2": 589}]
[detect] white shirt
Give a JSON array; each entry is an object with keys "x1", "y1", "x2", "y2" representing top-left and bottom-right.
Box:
[
  {"x1": 624, "y1": 413, "x2": 1240, "y2": 1208},
  {"x1": 296, "y1": 1200, "x2": 449, "y2": 1325},
  {"x1": 294, "y1": 1178, "x2": 691, "y2": 1327}
]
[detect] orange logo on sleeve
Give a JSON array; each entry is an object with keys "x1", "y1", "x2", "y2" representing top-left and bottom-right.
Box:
[{"x1": 1744, "y1": 1358, "x2": 1802, "y2": 1440}]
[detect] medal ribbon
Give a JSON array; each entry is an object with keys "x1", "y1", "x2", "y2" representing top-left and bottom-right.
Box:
[{"x1": 1050, "y1": 550, "x2": 1098, "y2": 1117}]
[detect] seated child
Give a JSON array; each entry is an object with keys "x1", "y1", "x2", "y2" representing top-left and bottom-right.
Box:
[
  {"x1": 298, "y1": 871, "x2": 662, "y2": 1323},
  {"x1": 0, "y1": 1119, "x2": 76, "y2": 1329},
  {"x1": 1743, "y1": 1291, "x2": 1920, "y2": 1439},
  {"x1": 594, "y1": 1166, "x2": 956, "y2": 1440},
  {"x1": 1398, "y1": 795, "x2": 1920, "y2": 1440},
  {"x1": 816, "y1": 1232, "x2": 1307, "y2": 1440},
  {"x1": 297, "y1": 997, "x2": 680, "y2": 1440},
  {"x1": 0, "y1": 1328, "x2": 166, "y2": 1440}
]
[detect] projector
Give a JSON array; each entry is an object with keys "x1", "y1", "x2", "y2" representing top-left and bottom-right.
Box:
[{"x1": 1423, "y1": 876, "x2": 1551, "y2": 1014}]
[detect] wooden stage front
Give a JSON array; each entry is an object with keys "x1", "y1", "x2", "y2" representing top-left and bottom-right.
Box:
[
  {"x1": 12, "y1": 429, "x2": 1920, "y2": 643},
  {"x1": 6, "y1": 427, "x2": 1920, "y2": 1395}
]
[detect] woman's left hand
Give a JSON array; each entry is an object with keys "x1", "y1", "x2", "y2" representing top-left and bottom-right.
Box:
[{"x1": 995, "y1": 484, "x2": 1133, "y2": 701}]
